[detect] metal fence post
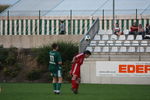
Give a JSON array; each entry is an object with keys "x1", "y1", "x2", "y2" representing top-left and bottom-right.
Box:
[
  {"x1": 102, "y1": 9, "x2": 104, "y2": 30},
  {"x1": 138, "y1": 43, "x2": 141, "y2": 61},
  {"x1": 108, "y1": 44, "x2": 111, "y2": 61},
  {"x1": 39, "y1": 10, "x2": 41, "y2": 35},
  {"x1": 136, "y1": 9, "x2": 138, "y2": 24},
  {"x1": 70, "y1": 9, "x2": 72, "y2": 34},
  {"x1": 7, "y1": 10, "x2": 10, "y2": 35},
  {"x1": 112, "y1": 0, "x2": 115, "y2": 33}
]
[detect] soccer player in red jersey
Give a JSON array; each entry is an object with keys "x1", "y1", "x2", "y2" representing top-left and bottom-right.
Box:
[{"x1": 70, "y1": 50, "x2": 91, "y2": 94}]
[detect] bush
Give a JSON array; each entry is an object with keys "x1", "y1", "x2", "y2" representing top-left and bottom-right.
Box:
[
  {"x1": 3, "y1": 63, "x2": 22, "y2": 78},
  {"x1": 27, "y1": 69, "x2": 42, "y2": 81},
  {"x1": 57, "y1": 41, "x2": 78, "y2": 62},
  {"x1": 33, "y1": 41, "x2": 78, "y2": 81},
  {"x1": 62, "y1": 61, "x2": 72, "y2": 82},
  {"x1": 5, "y1": 54, "x2": 16, "y2": 65},
  {"x1": 0, "y1": 48, "x2": 9, "y2": 65},
  {"x1": 32, "y1": 46, "x2": 51, "y2": 66},
  {"x1": 0, "y1": 47, "x2": 17, "y2": 66}
]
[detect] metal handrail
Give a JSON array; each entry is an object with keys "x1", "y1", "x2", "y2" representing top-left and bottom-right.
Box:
[{"x1": 79, "y1": 18, "x2": 99, "y2": 53}]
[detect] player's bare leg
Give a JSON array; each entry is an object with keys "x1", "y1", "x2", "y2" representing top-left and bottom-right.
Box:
[
  {"x1": 57, "y1": 77, "x2": 63, "y2": 94},
  {"x1": 52, "y1": 77, "x2": 57, "y2": 94}
]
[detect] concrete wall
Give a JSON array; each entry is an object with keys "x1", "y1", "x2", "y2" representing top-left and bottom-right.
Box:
[
  {"x1": 0, "y1": 35, "x2": 83, "y2": 48},
  {"x1": 81, "y1": 59, "x2": 150, "y2": 84}
]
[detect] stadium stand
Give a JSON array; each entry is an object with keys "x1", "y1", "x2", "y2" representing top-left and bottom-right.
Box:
[{"x1": 86, "y1": 30, "x2": 150, "y2": 54}]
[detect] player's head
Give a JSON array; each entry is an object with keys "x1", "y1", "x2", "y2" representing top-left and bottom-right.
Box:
[
  {"x1": 51, "y1": 43, "x2": 59, "y2": 51},
  {"x1": 84, "y1": 50, "x2": 91, "y2": 58},
  {"x1": 61, "y1": 20, "x2": 64, "y2": 23}
]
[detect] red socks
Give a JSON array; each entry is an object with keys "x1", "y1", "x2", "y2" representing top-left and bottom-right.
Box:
[{"x1": 72, "y1": 79, "x2": 78, "y2": 89}]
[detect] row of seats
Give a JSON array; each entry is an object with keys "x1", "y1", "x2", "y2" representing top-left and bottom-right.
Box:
[
  {"x1": 98, "y1": 30, "x2": 129, "y2": 34},
  {"x1": 90, "y1": 40, "x2": 149, "y2": 46},
  {"x1": 94, "y1": 34, "x2": 144, "y2": 40},
  {"x1": 86, "y1": 46, "x2": 150, "y2": 53}
]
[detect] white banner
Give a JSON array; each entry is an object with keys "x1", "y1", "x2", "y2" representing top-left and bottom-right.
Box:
[{"x1": 96, "y1": 61, "x2": 150, "y2": 77}]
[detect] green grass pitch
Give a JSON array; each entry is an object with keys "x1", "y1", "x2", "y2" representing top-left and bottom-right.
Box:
[{"x1": 0, "y1": 83, "x2": 150, "y2": 100}]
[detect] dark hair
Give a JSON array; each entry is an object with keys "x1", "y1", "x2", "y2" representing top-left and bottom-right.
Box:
[
  {"x1": 61, "y1": 20, "x2": 64, "y2": 23},
  {"x1": 84, "y1": 50, "x2": 91, "y2": 55},
  {"x1": 51, "y1": 43, "x2": 58, "y2": 49}
]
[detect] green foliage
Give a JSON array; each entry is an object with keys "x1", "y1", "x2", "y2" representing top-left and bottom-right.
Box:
[
  {"x1": 35, "y1": 41, "x2": 78, "y2": 65},
  {"x1": 57, "y1": 41, "x2": 78, "y2": 62},
  {"x1": 0, "y1": 47, "x2": 21, "y2": 78},
  {"x1": 0, "y1": 42, "x2": 78, "y2": 82},
  {"x1": 3, "y1": 63, "x2": 22, "y2": 78},
  {"x1": 33, "y1": 46, "x2": 51, "y2": 66},
  {"x1": 5, "y1": 53, "x2": 17, "y2": 65},
  {"x1": 27, "y1": 69, "x2": 42, "y2": 81},
  {"x1": 0, "y1": 48, "x2": 9, "y2": 65},
  {"x1": 33, "y1": 41, "x2": 78, "y2": 81},
  {"x1": 62, "y1": 61, "x2": 72, "y2": 81},
  {"x1": 0, "y1": 47, "x2": 17, "y2": 66}
]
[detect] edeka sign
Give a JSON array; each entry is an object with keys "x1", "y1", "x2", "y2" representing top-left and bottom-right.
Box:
[{"x1": 96, "y1": 61, "x2": 150, "y2": 77}]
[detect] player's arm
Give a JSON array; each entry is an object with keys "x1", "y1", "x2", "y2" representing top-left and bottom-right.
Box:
[
  {"x1": 58, "y1": 61, "x2": 62, "y2": 65},
  {"x1": 72, "y1": 56, "x2": 78, "y2": 64},
  {"x1": 57, "y1": 53, "x2": 62, "y2": 65}
]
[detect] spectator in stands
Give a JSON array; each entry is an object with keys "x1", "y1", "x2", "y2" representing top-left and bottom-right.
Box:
[
  {"x1": 138, "y1": 24, "x2": 145, "y2": 39},
  {"x1": 113, "y1": 23, "x2": 123, "y2": 36},
  {"x1": 145, "y1": 24, "x2": 150, "y2": 35},
  {"x1": 138, "y1": 24, "x2": 144, "y2": 35},
  {"x1": 129, "y1": 22, "x2": 138, "y2": 35},
  {"x1": 60, "y1": 20, "x2": 65, "y2": 35}
]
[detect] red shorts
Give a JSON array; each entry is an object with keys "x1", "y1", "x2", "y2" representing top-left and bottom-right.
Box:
[{"x1": 70, "y1": 63, "x2": 81, "y2": 78}]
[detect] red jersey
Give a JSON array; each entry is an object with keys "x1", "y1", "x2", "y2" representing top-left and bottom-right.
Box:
[
  {"x1": 130, "y1": 26, "x2": 138, "y2": 32},
  {"x1": 73, "y1": 53, "x2": 85, "y2": 65},
  {"x1": 70, "y1": 53, "x2": 85, "y2": 77}
]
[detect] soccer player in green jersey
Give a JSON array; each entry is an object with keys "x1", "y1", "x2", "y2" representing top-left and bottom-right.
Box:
[{"x1": 49, "y1": 43, "x2": 63, "y2": 94}]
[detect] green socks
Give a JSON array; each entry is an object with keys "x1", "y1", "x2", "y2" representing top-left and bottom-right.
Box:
[
  {"x1": 53, "y1": 83, "x2": 57, "y2": 91},
  {"x1": 53, "y1": 83, "x2": 62, "y2": 93},
  {"x1": 57, "y1": 83, "x2": 61, "y2": 91}
]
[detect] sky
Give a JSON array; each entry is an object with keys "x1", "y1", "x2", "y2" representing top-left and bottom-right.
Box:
[
  {"x1": 0, "y1": 0, "x2": 19, "y2": 4},
  {"x1": 0, "y1": 0, "x2": 150, "y2": 16},
  {"x1": 0, "y1": 0, "x2": 150, "y2": 9}
]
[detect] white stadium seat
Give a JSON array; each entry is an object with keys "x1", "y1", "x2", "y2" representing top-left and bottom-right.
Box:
[
  {"x1": 127, "y1": 35, "x2": 134, "y2": 40},
  {"x1": 90, "y1": 41, "x2": 97, "y2": 46},
  {"x1": 132, "y1": 41, "x2": 139, "y2": 46},
  {"x1": 119, "y1": 35, "x2": 126, "y2": 40},
  {"x1": 120, "y1": 47, "x2": 127, "y2": 52},
  {"x1": 94, "y1": 35, "x2": 100, "y2": 40},
  {"x1": 111, "y1": 47, "x2": 118, "y2": 52},
  {"x1": 110, "y1": 35, "x2": 118, "y2": 40},
  {"x1": 86, "y1": 47, "x2": 93, "y2": 52},
  {"x1": 106, "y1": 41, "x2": 114, "y2": 46},
  {"x1": 141, "y1": 41, "x2": 148, "y2": 46},
  {"x1": 137, "y1": 47, "x2": 145, "y2": 52},
  {"x1": 102, "y1": 35, "x2": 109, "y2": 40},
  {"x1": 115, "y1": 41, "x2": 122, "y2": 46},
  {"x1": 106, "y1": 30, "x2": 112, "y2": 34},
  {"x1": 146, "y1": 47, "x2": 150, "y2": 52},
  {"x1": 128, "y1": 47, "x2": 136, "y2": 52},
  {"x1": 102, "y1": 47, "x2": 109, "y2": 52},
  {"x1": 98, "y1": 30, "x2": 105, "y2": 34},
  {"x1": 136, "y1": 35, "x2": 143, "y2": 40},
  {"x1": 124, "y1": 30, "x2": 129, "y2": 34},
  {"x1": 98, "y1": 41, "x2": 105, "y2": 46},
  {"x1": 94, "y1": 47, "x2": 101, "y2": 52},
  {"x1": 124, "y1": 41, "x2": 131, "y2": 46}
]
